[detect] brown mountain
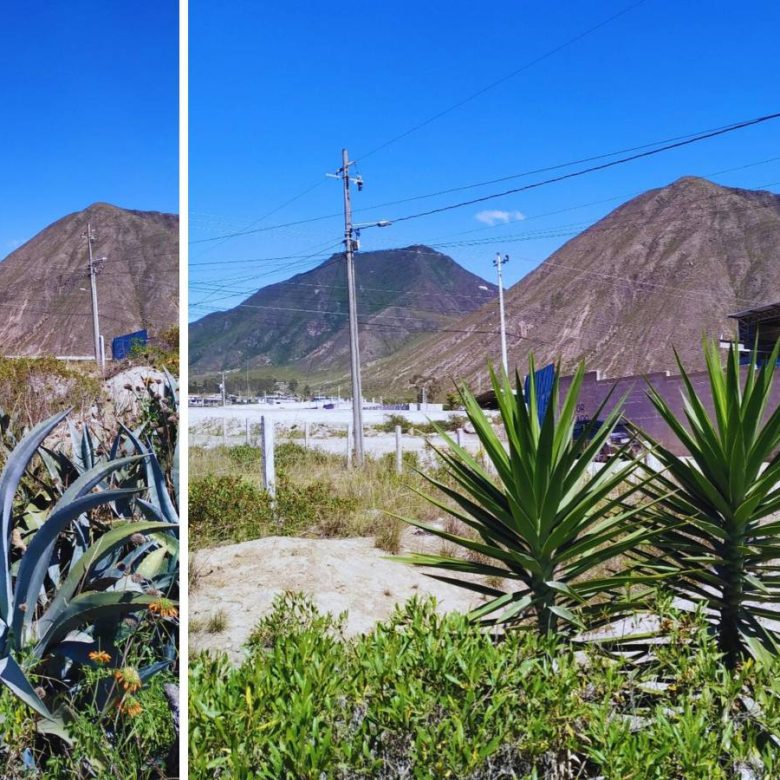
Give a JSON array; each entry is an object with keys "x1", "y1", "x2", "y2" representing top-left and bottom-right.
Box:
[
  {"x1": 188, "y1": 245, "x2": 497, "y2": 373},
  {"x1": 0, "y1": 203, "x2": 178, "y2": 356},
  {"x1": 366, "y1": 177, "x2": 780, "y2": 392}
]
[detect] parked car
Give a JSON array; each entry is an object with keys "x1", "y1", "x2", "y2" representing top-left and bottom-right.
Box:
[{"x1": 573, "y1": 418, "x2": 643, "y2": 462}]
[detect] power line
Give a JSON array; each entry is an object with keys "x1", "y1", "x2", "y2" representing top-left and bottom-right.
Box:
[
  {"x1": 351, "y1": 147, "x2": 780, "y2": 216},
  {"x1": 190, "y1": 190, "x2": 779, "y2": 307},
  {"x1": 189, "y1": 178, "x2": 327, "y2": 258},
  {"x1": 188, "y1": 112, "x2": 779, "y2": 244},
  {"x1": 186, "y1": 157, "x2": 780, "y2": 275},
  {"x1": 190, "y1": 238, "x2": 344, "y2": 311},
  {"x1": 388, "y1": 112, "x2": 780, "y2": 225},
  {"x1": 188, "y1": 3, "x2": 652, "y2": 252},
  {"x1": 188, "y1": 300, "x2": 526, "y2": 339},
  {"x1": 354, "y1": 0, "x2": 651, "y2": 162},
  {"x1": 188, "y1": 267, "x2": 776, "y2": 334},
  {"x1": 190, "y1": 250, "x2": 340, "y2": 268}
]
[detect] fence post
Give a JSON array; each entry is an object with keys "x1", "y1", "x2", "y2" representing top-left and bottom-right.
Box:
[
  {"x1": 222, "y1": 417, "x2": 227, "y2": 447},
  {"x1": 456, "y1": 428, "x2": 464, "y2": 448},
  {"x1": 304, "y1": 421, "x2": 310, "y2": 450},
  {"x1": 395, "y1": 425, "x2": 402, "y2": 475},
  {"x1": 261, "y1": 416, "x2": 276, "y2": 497},
  {"x1": 346, "y1": 422, "x2": 353, "y2": 468},
  {"x1": 245, "y1": 418, "x2": 250, "y2": 445}
]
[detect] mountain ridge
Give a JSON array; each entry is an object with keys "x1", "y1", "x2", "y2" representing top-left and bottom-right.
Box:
[
  {"x1": 188, "y1": 245, "x2": 498, "y2": 373},
  {"x1": 364, "y1": 177, "x2": 780, "y2": 393},
  {"x1": 0, "y1": 203, "x2": 179, "y2": 356}
]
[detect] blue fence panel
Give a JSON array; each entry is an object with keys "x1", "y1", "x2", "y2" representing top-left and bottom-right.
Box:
[
  {"x1": 524, "y1": 363, "x2": 555, "y2": 423},
  {"x1": 111, "y1": 329, "x2": 148, "y2": 360}
]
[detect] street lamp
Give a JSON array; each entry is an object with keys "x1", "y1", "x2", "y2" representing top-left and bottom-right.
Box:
[{"x1": 493, "y1": 253, "x2": 509, "y2": 376}]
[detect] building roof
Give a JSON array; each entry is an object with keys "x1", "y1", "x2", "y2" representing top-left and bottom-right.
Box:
[{"x1": 728, "y1": 302, "x2": 780, "y2": 322}]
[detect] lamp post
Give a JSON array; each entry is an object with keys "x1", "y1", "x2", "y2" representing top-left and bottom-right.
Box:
[{"x1": 493, "y1": 253, "x2": 509, "y2": 376}]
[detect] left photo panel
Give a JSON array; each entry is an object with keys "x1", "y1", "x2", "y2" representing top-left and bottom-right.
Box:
[{"x1": 0, "y1": 3, "x2": 180, "y2": 778}]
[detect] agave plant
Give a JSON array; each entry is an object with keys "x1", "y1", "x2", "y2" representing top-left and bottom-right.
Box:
[
  {"x1": 397, "y1": 361, "x2": 657, "y2": 637},
  {"x1": 0, "y1": 410, "x2": 179, "y2": 722},
  {"x1": 635, "y1": 340, "x2": 780, "y2": 667}
]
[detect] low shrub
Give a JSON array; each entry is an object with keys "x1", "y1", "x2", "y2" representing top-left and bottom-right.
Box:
[
  {"x1": 188, "y1": 473, "x2": 359, "y2": 549},
  {"x1": 375, "y1": 414, "x2": 468, "y2": 435},
  {"x1": 126, "y1": 325, "x2": 180, "y2": 375},
  {"x1": 376, "y1": 413, "x2": 412, "y2": 433},
  {"x1": 188, "y1": 475, "x2": 272, "y2": 545},
  {"x1": 0, "y1": 356, "x2": 102, "y2": 428},
  {"x1": 189, "y1": 594, "x2": 780, "y2": 779},
  {"x1": 0, "y1": 670, "x2": 177, "y2": 779},
  {"x1": 188, "y1": 443, "x2": 446, "y2": 550}
]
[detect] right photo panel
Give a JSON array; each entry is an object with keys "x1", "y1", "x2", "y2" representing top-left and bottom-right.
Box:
[{"x1": 187, "y1": 1, "x2": 780, "y2": 777}]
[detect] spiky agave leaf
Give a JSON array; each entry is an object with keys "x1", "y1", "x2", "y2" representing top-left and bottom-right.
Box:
[
  {"x1": 0, "y1": 410, "x2": 70, "y2": 624},
  {"x1": 635, "y1": 340, "x2": 780, "y2": 667},
  {"x1": 10, "y1": 487, "x2": 141, "y2": 650},
  {"x1": 20, "y1": 519, "x2": 175, "y2": 647},
  {"x1": 34, "y1": 591, "x2": 164, "y2": 658},
  {"x1": 120, "y1": 425, "x2": 179, "y2": 523},
  {"x1": 0, "y1": 408, "x2": 179, "y2": 723},
  {"x1": 396, "y1": 360, "x2": 656, "y2": 637}
]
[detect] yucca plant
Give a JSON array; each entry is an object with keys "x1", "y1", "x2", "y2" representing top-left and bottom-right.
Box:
[
  {"x1": 397, "y1": 360, "x2": 658, "y2": 636},
  {"x1": 635, "y1": 340, "x2": 780, "y2": 667},
  {"x1": 0, "y1": 410, "x2": 179, "y2": 723}
]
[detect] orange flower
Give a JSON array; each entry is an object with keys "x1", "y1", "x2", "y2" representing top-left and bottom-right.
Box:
[
  {"x1": 117, "y1": 695, "x2": 143, "y2": 717},
  {"x1": 88, "y1": 650, "x2": 111, "y2": 664},
  {"x1": 114, "y1": 666, "x2": 142, "y2": 693},
  {"x1": 149, "y1": 597, "x2": 178, "y2": 620}
]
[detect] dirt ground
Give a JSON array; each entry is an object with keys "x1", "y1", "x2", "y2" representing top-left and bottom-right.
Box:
[{"x1": 189, "y1": 525, "x2": 485, "y2": 662}]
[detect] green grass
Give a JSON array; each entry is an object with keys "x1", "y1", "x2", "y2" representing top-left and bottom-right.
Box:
[
  {"x1": 188, "y1": 443, "x2": 444, "y2": 551},
  {"x1": 189, "y1": 593, "x2": 780, "y2": 779}
]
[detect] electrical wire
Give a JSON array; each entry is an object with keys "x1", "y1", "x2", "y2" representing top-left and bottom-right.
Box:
[
  {"x1": 189, "y1": 178, "x2": 328, "y2": 257},
  {"x1": 187, "y1": 158, "x2": 780, "y2": 277},
  {"x1": 190, "y1": 189, "x2": 779, "y2": 308},
  {"x1": 388, "y1": 112, "x2": 780, "y2": 225},
  {"x1": 189, "y1": 112, "x2": 779, "y2": 244},
  {"x1": 354, "y1": 0, "x2": 651, "y2": 162}
]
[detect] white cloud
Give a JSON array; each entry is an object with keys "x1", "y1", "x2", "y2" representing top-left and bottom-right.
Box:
[{"x1": 475, "y1": 209, "x2": 525, "y2": 226}]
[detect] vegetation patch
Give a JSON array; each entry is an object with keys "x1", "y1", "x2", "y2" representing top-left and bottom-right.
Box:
[
  {"x1": 189, "y1": 593, "x2": 780, "y2": 779},
  {"x1": 190, "y1": 342, "x2": 780, "y2": 777},
  {"x1": 0, "y1": 369, "x2": 180, "y2": 777},
  {"x1": 375, "y1": 413, "x2": 468, "y2": 435},
  {"x1": 188, "y1": 443, "x2": 443, "y2": 551},
  {"x1": 124, "y1": 324, "x2": 180, "y2": 375},
  {"x1": 0, "y1": 356, "x2": 102, "y2": 429}
]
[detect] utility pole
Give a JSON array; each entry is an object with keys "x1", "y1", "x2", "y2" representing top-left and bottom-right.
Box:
[
  {"x1": 327, "y1": 150, "x2": 391, "y2": 464},
  {"x1": 339, "y1": 148, "x2": 364, "y2": 465},
  {"x1": 84, "y1": 222, "x2": 104, "y2": 372},
  {"x1": 493, "y1": 252, "x2": 509, "y2": 376},
  {"x1": 220, "y1": 370, "x2": 227, "y2": 406}
]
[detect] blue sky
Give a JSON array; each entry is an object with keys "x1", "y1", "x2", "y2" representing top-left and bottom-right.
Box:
[
  {"x1": 0, "y1": 2, "x2": 178, "y2": 257},
  {"x1": 189, "y1": 0, "x2": 780, "y2": 322}
]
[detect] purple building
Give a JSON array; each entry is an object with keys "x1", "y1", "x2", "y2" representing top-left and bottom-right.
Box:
[{"x1": 479, "y1": 303, "x2": 780, "y2": 456}]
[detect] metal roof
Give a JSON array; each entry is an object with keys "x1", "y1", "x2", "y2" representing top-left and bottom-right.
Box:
[{"x1": 728, "y1": 302, "x2": 780, "y2": 322}]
